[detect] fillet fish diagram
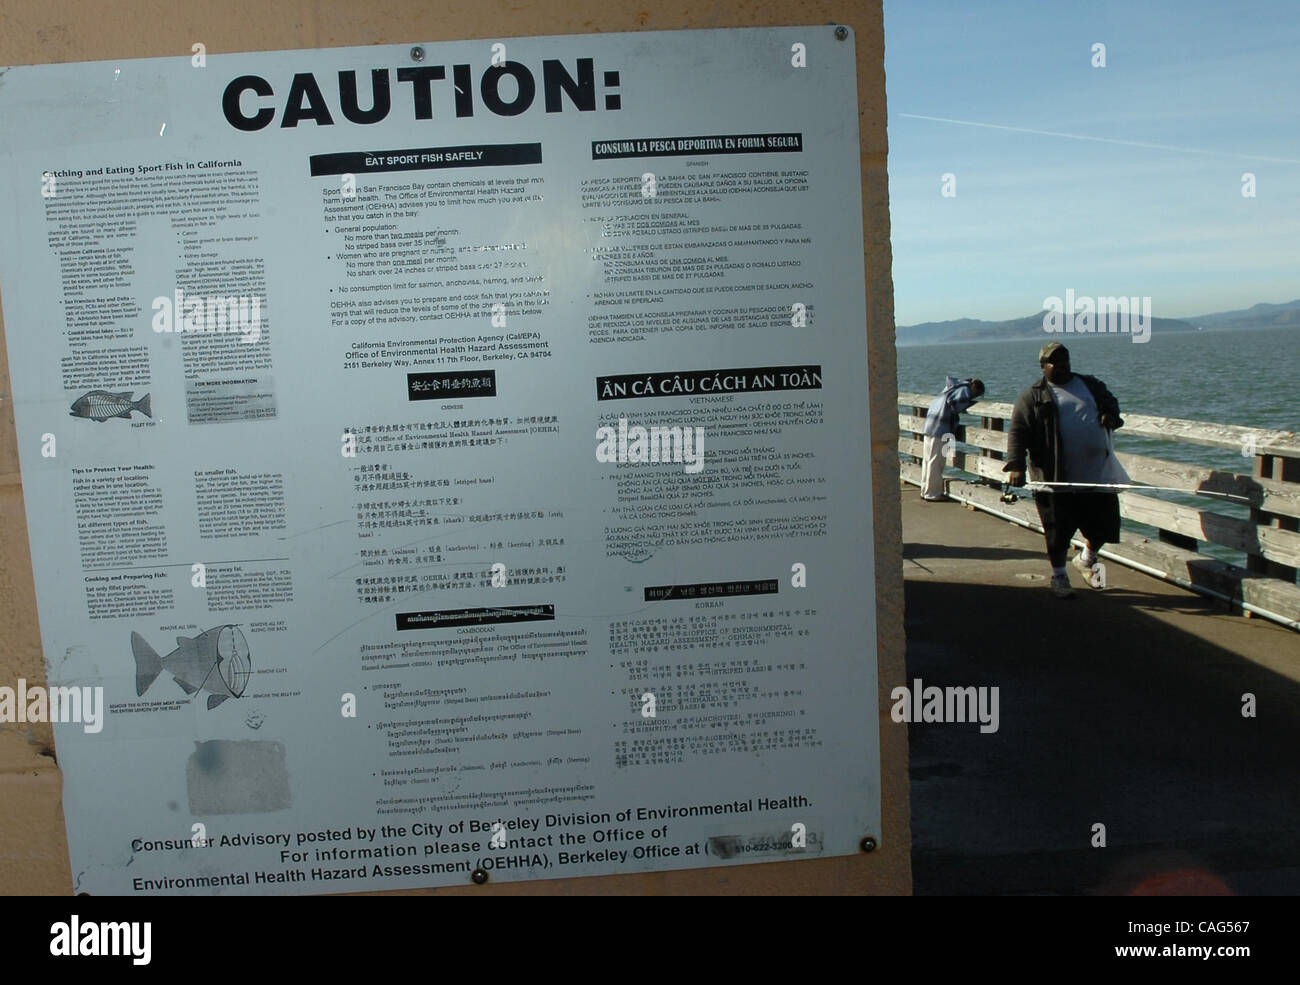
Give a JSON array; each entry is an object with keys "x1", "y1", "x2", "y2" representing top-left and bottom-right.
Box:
[
  {"x1": 70, "y1": 390, "x2": 152, "y2": 421},
  {"x1": 132, "y1": 626, "x2": 251, "y2": 710}
]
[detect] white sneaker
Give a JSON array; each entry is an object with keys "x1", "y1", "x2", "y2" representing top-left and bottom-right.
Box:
[
  {"x1": 1073, "y1": 553, "x2": 1104, "y2": 588},
  {"x1": 1050, "y1": 574, "x2": 1076, "y2": 598}
]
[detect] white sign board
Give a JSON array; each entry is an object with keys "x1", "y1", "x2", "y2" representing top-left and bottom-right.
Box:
[{"x1": 0, "y1": 25, "x2": 878, "y2": 894}]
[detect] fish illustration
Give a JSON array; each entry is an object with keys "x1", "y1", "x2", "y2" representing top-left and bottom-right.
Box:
[
  {"x1": 131, "y1": 626, "x2": 251, "y2": 710},
  {"x1": 70, "y1": 390, "x2": 152, "y2": 422}
]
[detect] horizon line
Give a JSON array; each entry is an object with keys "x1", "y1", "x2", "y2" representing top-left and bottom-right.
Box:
[
  {"x1": 894, "y1": 324, "x2": 1289, "y2": 347},
  {"x1": 897, "y1": 296, "x2": 1300, "y2": 329}
]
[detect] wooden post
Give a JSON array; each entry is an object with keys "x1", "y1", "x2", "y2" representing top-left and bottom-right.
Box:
[
  {"x1": 983, "y1": 416, "x2": 1003, "y2": 486},
  {"x1": 1251, "y1": 453, "x2": 1300, "y2": 583},
  {"x1": 909, "y1": 403, "x2": 927, "y2": 465}
]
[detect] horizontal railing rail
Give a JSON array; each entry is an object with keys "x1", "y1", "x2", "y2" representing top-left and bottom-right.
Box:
[{"x1": 898, "y1": 391, "x2": 1300, "y2": 630}]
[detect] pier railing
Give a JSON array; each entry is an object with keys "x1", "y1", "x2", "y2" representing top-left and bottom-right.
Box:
[{"x1": 898, "y1": 391, "x2": 1300, "y2": 630}]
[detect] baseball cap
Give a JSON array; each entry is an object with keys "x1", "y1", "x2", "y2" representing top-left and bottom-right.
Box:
[{"x1": 1038, "y1": 342, "x2": 1069, "y2": 363}]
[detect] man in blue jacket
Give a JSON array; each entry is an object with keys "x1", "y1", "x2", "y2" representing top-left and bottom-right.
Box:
[{"x1": 921, "y1": 376, "x2": 984, "y2": 501}]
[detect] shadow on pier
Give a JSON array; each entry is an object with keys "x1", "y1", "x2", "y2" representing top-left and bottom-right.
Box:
[{"x1": 901, "y1": 483, "x2": 1300, "y2": 895}]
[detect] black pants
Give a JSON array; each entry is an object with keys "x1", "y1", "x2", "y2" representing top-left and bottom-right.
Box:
[{"x1": 1034, "y1": 491, "x2": 1121, "y2": 556}]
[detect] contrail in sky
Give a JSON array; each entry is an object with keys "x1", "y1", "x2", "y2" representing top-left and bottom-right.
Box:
[{"x1": 898, "y1": 113, "x2": 1300, "y2": 165}]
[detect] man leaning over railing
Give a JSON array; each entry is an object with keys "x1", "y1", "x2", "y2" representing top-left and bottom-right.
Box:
[{"x1": 920, "y1": 375, "x2": 985, "y2": 502}]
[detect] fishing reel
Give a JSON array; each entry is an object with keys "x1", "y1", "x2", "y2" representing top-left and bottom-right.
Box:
[{"x1": 1000, "y1": 482, "x2": 1020, "y2": 505}]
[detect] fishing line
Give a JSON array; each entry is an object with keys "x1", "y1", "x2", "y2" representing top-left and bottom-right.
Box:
[{"x1": 1022, "y1": 480, "x2": 1251, "y2": 503}]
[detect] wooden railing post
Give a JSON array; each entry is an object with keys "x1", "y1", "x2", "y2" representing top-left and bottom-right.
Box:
[
  {"x1": 982, "y1": 416, "x2": 1003, "y2": 481},
  {"x1": 1251, "y1": 453, "x2": 1300, "y2": 583},
  {"x1": 907, "y1": 403, "x2": 927, "y2": 464}
]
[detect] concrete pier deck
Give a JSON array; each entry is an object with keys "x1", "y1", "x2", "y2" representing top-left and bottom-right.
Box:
[{"x1": 901, "y1": 480, "x2": 1300, "y2": 895}]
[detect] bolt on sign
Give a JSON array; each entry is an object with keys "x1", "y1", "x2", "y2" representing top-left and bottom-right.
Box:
[{"x1": 0, "y1": 26, "x2": 879, "y2": 894}]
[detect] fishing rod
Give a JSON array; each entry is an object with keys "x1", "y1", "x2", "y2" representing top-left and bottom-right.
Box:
[{"x1": 1021, "y1": 480, "x2": 1251, "y2": 503}]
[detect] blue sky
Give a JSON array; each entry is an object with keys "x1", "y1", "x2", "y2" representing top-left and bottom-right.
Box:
[{"x1": 883, "y1": 0, "x2": 1300, "y2": 324}]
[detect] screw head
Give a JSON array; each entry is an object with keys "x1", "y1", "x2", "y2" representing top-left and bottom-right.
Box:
[
  {"x1": 859, "y1": 836, "x2": 877, "y2": 852},
  {"x1": 834, "y1": 26, "x2": 849, "y2": 41},
  {"x1": 470, "y1": 867, "x2": 489, "y2": 885},
  {"x1": 410, "y1": 45, "x2": 425, "y2": 62}
]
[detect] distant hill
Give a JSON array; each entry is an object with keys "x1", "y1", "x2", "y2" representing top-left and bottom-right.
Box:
[
  {"x1": 897, "y1": 299, "x2": 1300, "y2": 346},
  {"x1": 892, "y1": 317, "x2": 989, "y2": 346},
  {"x1": 1184, "y1": 299, "x2": 1300, "y2": 331}
]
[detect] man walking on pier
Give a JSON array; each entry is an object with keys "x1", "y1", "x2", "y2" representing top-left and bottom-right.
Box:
[
  {"x1": 921, "y1": 376, "x2": 985, "y2": 501},
  {"x1": 1004, "y1": 343, "x2": 1128, "y2": 598}
]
